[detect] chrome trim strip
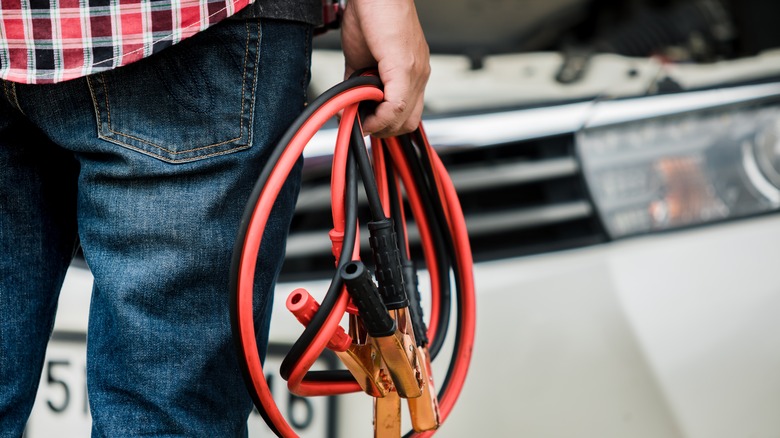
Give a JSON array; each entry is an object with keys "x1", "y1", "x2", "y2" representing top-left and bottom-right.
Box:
[
  {"x1": 463, "y1": 201, "x2": 593, "y2": 235},
  {"x1": 586, "y1": 82, "x2": 780, "y2": 128},
  {"x1": 294, "y1": 157, "x2": 580, "y2": 212},
  {"x1": 451, "y1": 157, "x2": 579, "y2": 191},
  {"x1": 303, "y1": 102, "x2": 592, "y2": 158},
  {"x1": 284, "y1": 201, "x2": 593, "y2": 258},
  {"x1": 301, "y1": 82, "x2": 780, "y2": 158}
]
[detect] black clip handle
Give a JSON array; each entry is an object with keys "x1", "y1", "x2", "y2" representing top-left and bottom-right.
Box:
[
  {"x1": 341, "y1": 261, "x2": 396, "y2": 338},
  {"x1": 368, "y1": 218, "x2": 409, "y2": 310}
]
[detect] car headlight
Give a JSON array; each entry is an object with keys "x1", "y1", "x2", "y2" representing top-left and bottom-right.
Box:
[{"x1": 576, "y1": 83, "x2": 780, "y2": 238}]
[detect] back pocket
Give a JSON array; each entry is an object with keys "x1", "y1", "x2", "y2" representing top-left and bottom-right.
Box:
[{"x1": 88, "y1": 19, "x2": 261, "y2": 163}]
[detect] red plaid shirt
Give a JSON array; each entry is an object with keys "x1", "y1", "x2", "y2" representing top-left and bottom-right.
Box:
[{"x1": 0, "y1": 0, "x2": 251, "y2": 83}]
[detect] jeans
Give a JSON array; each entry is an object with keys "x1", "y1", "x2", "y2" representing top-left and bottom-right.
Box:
[{"x1": 0, "y1": 18, "x2": 311, "y2": 436}]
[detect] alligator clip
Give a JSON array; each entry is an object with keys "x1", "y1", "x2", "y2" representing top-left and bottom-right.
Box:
[
  {"x1": 341, "y1": 261, "x2": 440, "y2": 435},
  {"x1": 287, "y1": 257, "x2": 440, "y2": 437},
  {"x1": 287, "y1": 288, "x2": 389, "y2": 397}
]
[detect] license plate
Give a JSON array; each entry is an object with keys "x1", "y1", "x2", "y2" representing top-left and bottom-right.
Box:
[{"x1": 26, "y1": 332, "x2": 338, "y2": 437}]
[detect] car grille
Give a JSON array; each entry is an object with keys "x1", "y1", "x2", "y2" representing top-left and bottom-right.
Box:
[{"x1": 279, "y1": 106, "x2": 608, "y2": 281}]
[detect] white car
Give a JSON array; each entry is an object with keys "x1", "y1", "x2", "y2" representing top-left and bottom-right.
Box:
[{"x1": 27, "y1": 0, "x2": 780, "y2": 436}]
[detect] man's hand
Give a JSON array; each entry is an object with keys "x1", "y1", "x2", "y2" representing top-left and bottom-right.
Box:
[{"x1": 340, "y1": 0, "x2": 430, "y2": 137}]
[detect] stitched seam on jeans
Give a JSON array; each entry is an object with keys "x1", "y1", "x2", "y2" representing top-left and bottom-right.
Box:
[
  {"x1": 9, "y1": 83, "x2": 25, "y2": 116},
  {"x1": 2, "y1": 81, "x2": 10, "y2": 108},
  {"x1": 245, "y1": 18, "x2": 260, "y2": 146},
  {"x1": 97, "y1": 134, "x2": 251, "y2": 163},
  {"x1": 2, "y1": 81, "x2": 22, "y2": 115},
  {"x1": 103, "y1": 81, "x2": 244, "y2": 155},
  {"x1": 97, "y1": 23, "x2": 256, "y2": 156},
  {"x1": 95, "y1": 72, "x2": 243, "y2": 155},
  {"x1": 87, "y1": 76, "x2": 103, "y2": 137}
]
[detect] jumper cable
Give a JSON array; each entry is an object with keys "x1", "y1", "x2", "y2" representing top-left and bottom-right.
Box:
[{"x1": 229, "y1": 74, "x2": 476, "y2": 437}]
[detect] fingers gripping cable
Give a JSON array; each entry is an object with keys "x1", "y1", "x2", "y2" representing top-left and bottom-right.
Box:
[{"x1": 229, "y1": 75, "x2": 476, "y2": 437}]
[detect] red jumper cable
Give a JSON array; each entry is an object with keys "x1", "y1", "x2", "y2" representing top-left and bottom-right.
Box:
[{"x1": 229, "y1": 74, "x2": 476, "y2": 437}]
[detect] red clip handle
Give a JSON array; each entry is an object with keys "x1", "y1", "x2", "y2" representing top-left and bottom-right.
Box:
[{"x1": 286, "y1": 288, "x2": 351, "y2": 352}]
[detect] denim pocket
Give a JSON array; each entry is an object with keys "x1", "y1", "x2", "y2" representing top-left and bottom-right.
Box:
[{"x1": 88, "y1": 19, "x2": 261, "y2": 163}]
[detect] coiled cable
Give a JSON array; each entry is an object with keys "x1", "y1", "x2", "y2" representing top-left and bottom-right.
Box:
[{"x1": 229, "y1": 74, "x2": 475, "y2": 437}]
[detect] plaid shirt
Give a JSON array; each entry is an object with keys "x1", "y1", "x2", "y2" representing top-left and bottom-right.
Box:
[{"x1": 0, "y1": 0, "x2": 251, "y2": 83}]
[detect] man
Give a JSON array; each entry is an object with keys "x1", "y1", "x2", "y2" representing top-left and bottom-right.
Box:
[{"x1": 0, "y1": 0, "x2": 429, "y2": 434}]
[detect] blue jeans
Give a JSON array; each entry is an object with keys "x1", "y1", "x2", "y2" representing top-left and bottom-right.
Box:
[{"x1": 0, "y1": 18, "x2": 310, "y2": 436}]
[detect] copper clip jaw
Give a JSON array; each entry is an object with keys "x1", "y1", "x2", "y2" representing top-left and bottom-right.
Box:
[
  {"x1": 368, "y1": 307, "x2": 441, "y2": 436},
  {"x1": 337, "y1": 314, "x2": 390, "y2": 397},
  {"x1": 374, "y1": 391, "x2": 402, "y2": 438},
  {"x1": 340, "y1": 308, "x2": 424, "y2": 399},
  {"x1": 371, "y1": 308, "x2": 423, "y2": 399},
  {"x1": 287, "y1": 287, "x2": 441, "y2": 436},
  {"x1": 408, "y1": 346, "x2": 441, "y2": 432}
]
